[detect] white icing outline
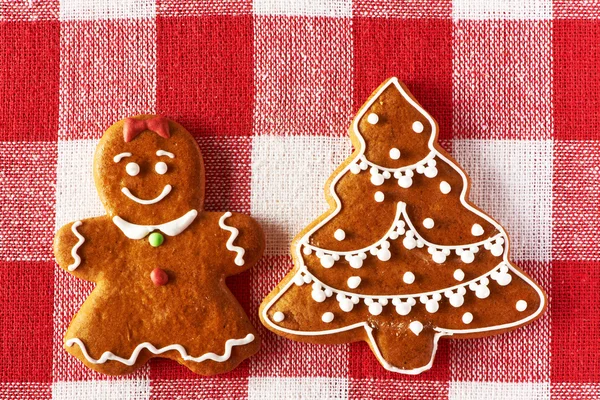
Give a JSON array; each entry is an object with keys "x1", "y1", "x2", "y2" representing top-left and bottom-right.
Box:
[
  {"x1": 66, "y1": 333, "x2": 254, "y2": 366},
  {"x1": 262, "y1": 77, "x2": 546, "y2": 374},
  {"x1": 113, "y1": 152, "x2": 132, "y2": 163},
  {"x1": 156, "y1": 150, "x2": 175, "y2": 158},
  {"x1": 67, "y1": 221, "x2": 85, "y2": 271},
  {"x1": 113, "y1": 209, "x2": 198, "y2": 240},
  {"x1": 121, "y1": 185, "x2": 172, "y2": 205},
  {"x1": 219, "y1": 212, "x2": 246, "y2": 266}
]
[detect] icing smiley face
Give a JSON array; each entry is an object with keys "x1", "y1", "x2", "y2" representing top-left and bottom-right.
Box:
[
  {"x1": 354, "y1": 81, "x2": 435, "y2": 169},
  {"x1": 94, "y1": 115, "x2": 204, "y2": 225}
]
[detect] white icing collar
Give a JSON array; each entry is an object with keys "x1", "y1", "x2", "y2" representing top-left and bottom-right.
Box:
[{"x1": 113, "y1": 210, "x2": 198, "y2": 240}]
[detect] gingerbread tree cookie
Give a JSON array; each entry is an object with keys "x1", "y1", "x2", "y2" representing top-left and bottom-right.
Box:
[
  {"x1": 260, "y1": 78, "x2": 547, "y2": 374},
  {"x1": 54, "y1": 116, "x2": 264, "y2": 376}
]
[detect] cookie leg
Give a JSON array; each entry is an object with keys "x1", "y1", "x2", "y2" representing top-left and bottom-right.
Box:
[{"x1": 366, "y1": 324, "x2": 442, "y2": 374}]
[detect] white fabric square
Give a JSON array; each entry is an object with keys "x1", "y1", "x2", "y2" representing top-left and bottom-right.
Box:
[
  {"x1": 248, "y1": 377, "x2": 349, "y2": 400},
  {"x1": 52, "y1": 379, "x2": 151, "y2": 400},
  {"x1": 55, "y1": 139, "x2": 104, "y2": 230},
  {"x1": 452, "y1": 139, "x2": 553, "y2": 262},
  {"x1": 452, "y1": 0, "x2": 551, "y2": 20},
  {"x1": 449, "y1": 381, "x2": 550, "y2": 400},
  {"x1": 250, "y1": 135, "x2": 351, "y2": 255},
  {"x1": 253, "y1": 0, "x2": 351, "y2": 17},
  {"x1": 60, "y1": 0, "x2": 156, "y2": 21}
]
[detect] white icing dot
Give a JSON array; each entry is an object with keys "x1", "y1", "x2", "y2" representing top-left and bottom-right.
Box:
[
  {"x1": 471, "y1": 224, "x2": 484, "y2": 236},
  {"x1": 320, "y1": 255, "x2": 335, "y2": 269},
  {"x1": 376, "y1": 248, "x2": 391, "y2": 261},
  {"x1": 412, "y1": 121, "x2": 424, "y2": 133},
  {"x1": 462, "y1": 312, "x2": 474, "y2": 324},
  {"x1": 374, "y1": 191, "x2": 385, "y2": 202},
  {"x1": 126, "y1": 162, "x2": 140, "y2": 176},
  {"x1": 272, "y1": 311, "x2": 285, "y2": 323},
  {"x1": 475, "y1": 286, "x2": 490, "y2": 299},
  {"x1": 423, "y1": 218, "x2": 435, "y2": 229},
  {"x1": 395, "y1": 302, "x2": 412, "y2": 316},
  {"x1": 449, "y1": 293, "x2": 464, "y2": 308},
  {"x1": 425, "y1": 299, "x2": 439, "y2": 313},
  {"x1": 516, "y1": 300, "x2": 528, "y2": 312},
  {"x1": 334, "y1": 229, "x2": 346, "y2": 241},
  {"x1": 461, "y1": 250, "x2": 475, "y2": 264},
  {"x1": 350, "y1": 163, "x2": 361, "y2": 174},
  {"x1": 454, "y1": 269, "x2": 465, "y2": 281},
  {"x1": 322, "y1": 312, "x2": 334, "y2": 323},
  {"x1": 398, "y1": 175, "x2": 413, "y2": 188},
  {"x1": 491, "y1": 243, "x2": 504, "y2": 257},
  {"x1": 155, "y1": 161, "x2": 168, "y2": 175},
  {"x1": 312, "y1": 290, "x2": 326, "y2": 303},
  {"x1": 348, "y1": 256, "x2": 363, "y2": 269},
  {"x1": 303, "y1": 246, "x2": 312, "y2": 255},
  {"x1": 409, "y1": 321, "x2": 423, "y2": 336},
  {"x1": 440, "y1": 181, "x2": 451, "y2": 194},
  {"x1": 403, "y1": 271, "x2": 415, "y2": 284},
  {"x1": 347, "y1": 276, "x2": 361, "y2": 289},
  {"x1": 371, "y1": 174, "x2": 385, "y2": 186},
  {"x1": 403, "y1": 236, "x2": 417, "y2": 250},
  {"x1": 367, "y1": 113, "x2": 379, "y2": 124},
  {"x1": 339, "y1": 298, "x2": 354, "y2": 312},
  {"x1": 368, "y1": 302, "x2": 383, "y2": 316},
  {"x1": 432, "y1": 251, "x2": 446, "y2": 264},
  {"x1": 389, "y1": 148, "x2": 401, "y2": 160}
]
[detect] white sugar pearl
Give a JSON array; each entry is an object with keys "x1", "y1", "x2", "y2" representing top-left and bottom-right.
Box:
[
  {"x1": 312, "y1": 290, "x2": 326, "y2": 303},
  {"x1": 339, "y1": 298, "x2": 354, "y2": 312},
  {"x1": 409, "y1": 321, "x2": 424, "y2": 336},
  {"x1": 425, "y1": 299, "x2": 439, "y2": 313},
  {"x1": 367, "y1": 113, "x2": 379, "y2": 124},
  {"x1": 403, "y1": 236, "x2": 417, "y2": 250},
  {"x1": 497, "y1": 273, "x2": 512, "y2": 286},
  {"x1": 516, "y1": 300, "x2": 528, "y2": 312},
  {"x1": 368, "y1": 302, "x2": 383, "y2": 316},
  {"x1": 423, "y1": 218, "x2": 434, "y2": 229},
  {"x1": 471, "y1": 224, "x2": 484, "y2": 236},
  {"x1": 389, "y1": 148, "x2": 401, "y2": 160},
  {"x1": 475, "y1": 286, "x2": 490, "y2": 299},
  {"x1": 347, "y1": 276, "x2": 361, "y2": 289},
  {"x1": 440, "y1": 181, "x2": 451, "y2": 194},
  {"x1": 334, "y1": 229, "x2": 346, "y2": 241},
  {"x1": 348, "y1": 256, "x2": 363, "y2": 269},
  {"x1": 374, "y1": 191, "x2": 385, "y2": 202},
  {"x1": 320, "y1": 255, "x2": 335, "y2": 269},
  {"x1": 322, "y1": 312, "x2": 334, "y2": 323},
  {"x1": 155, "y1": 161, "x2": 168, "y2": 175},
  {"x1": 377, "y1": 248, "x2": 391, "y2": 261},
  {"x1": 398, "y1": 175, "x2": 413, "y2": 188},
  {"x1": 272, "y1": 311, "x2": 285, "y2": 323},
  {"x1": 461, "y1": 251, "x2": 475, "y2": 264},
  {"x1": 454, "y1": 269, "x2": 465, "y2": 281},
  {"x1": 396, "y1": 302, "x2": 412, "y2": 316},
  {"x1": 432, "y1": 251, "x2": 446, "y2": 264},
  {"x1": 371, "y1": 174, "x2": 385, "y2": 186},
  {"x1": 449, "y1": 293, "x2": 464, "y2": 308},
  {"x1": 491, "y1": 243, "x2": 504, "y2": 257},
  {"x1": 126, "y1": 162, "x2": 140, "y2": 176},
  {"x1": 462, "y1": 312, "x2": 473, "y2": 324},
  {"x1": 403, "y1": 272, "x2": 415, "y2": 284},
  {"x1": 412, "y1": 121, "x2": 424, "y2": 133}
]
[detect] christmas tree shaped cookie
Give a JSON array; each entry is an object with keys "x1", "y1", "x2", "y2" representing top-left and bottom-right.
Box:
[
  {"x1": 54, "y1": 116, "x2": 264, "y2": 375},
  {"x1": 260, "y1": 79, "x2": 547, "y2": 374}
]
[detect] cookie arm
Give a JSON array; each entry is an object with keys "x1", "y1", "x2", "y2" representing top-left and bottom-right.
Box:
[
  {"x1": 53, "y1": 219, "x2": 96, "y2": 281},
  {"x1": 216, "y1": 212, "x2": 265, "y2": 276}
]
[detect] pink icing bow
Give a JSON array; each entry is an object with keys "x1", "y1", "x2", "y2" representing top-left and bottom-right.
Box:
[{"x1": 123, "y1": 116, "x2": 170, "y2": 142}]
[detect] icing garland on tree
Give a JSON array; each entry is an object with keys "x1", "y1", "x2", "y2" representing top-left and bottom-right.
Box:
[{"x1": 260, "y1": 78, "x2": 547, "y2": 375}]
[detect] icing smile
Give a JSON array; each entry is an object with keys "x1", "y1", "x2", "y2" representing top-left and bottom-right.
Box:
[{"x1": 121, "y1": 185, "x2": 172, "y2": 205}]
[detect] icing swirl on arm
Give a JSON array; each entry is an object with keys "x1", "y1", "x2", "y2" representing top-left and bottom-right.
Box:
[
  {"x1": 68, "y1": 221, "x2": 85, "y2": 271},
  {"x1": 219, "y1": 212, "x2": 246, "y2": 266}
]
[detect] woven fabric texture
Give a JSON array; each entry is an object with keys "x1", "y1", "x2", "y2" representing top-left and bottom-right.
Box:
[{"x1": 0, "y1": 0, "x2": 598, "y2": 399}]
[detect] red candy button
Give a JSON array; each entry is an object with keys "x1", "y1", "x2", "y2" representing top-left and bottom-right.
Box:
[{"x1": 151, "y1": 268, "x2": 169, "y2": 286}]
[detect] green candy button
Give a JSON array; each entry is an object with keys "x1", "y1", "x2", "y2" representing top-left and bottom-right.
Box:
[{"x1": 149, "y1": 232, "x2": 164, "y2": 247}]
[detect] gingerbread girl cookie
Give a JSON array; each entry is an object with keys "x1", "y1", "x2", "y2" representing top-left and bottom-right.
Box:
[
  {"x1": 260, "y1": 78, "x2": 547, "y2": 374},
  {"x1": 54, "y1": 116, "x2": 264, "y2": 376}
]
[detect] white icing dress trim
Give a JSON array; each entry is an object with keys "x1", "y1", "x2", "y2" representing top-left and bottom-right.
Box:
[
  {"x1": 263, "y1": 77, "x2": 546, "y2": 375},
  {"x1": 66, "y1": 333, "x2": 254, "y2": 366},
  {"x1": 219, "y1": 212, "x2": 246, "y2": 266},
  {"x1": 121, "y1": 185, "x2": 172, "y2": 205},
  {"x1": 68, "y1": 221, "x2": 85, "y2": 271},
  {"x1": 113, "y1": 209, "x2": 198, "y2": 240}
]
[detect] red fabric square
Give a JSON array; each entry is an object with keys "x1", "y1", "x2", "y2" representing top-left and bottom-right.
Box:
[
  {"x1": 253, "y1": 16, "x2": 353, "y2": 137},
  {"x1": 0, "y1": 261, "x2": 54, "y2": 382},
  {"x1": 551, "y1": 261, "x2": 600, "y2": 383},
  {"x1": 197, "y1": 136, "x2": 252, "y2": 214},
  {"x1": 157, "y1": 15, "x2": 253, "y2": 137},
  {"x1": 554, "y1": 20, "x2": 600, "y2": 140},
  {"x1": 0, "y1": 21, "x2": 59, "y2": 141},
  {"x1": 59, "y1": 19, "x2": 157, "y2": 140},
  {"x1": 452, "y1": 20, "x2": 552, "y2": 140},
  {"x1": 552, "y1": 141, "x2": 600, "y2": 260},
  {"x1": 0, "y1": 142, "x2": 57, "y2": 262},
  {"x1": 353, "y1": 17, "x2": 452, "y2": 140}
]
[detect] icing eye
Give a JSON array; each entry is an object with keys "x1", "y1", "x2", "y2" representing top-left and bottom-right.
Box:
[
  {"x1": 155, "y1": 161, "x2": 168, "y2": 175},
  {"x1": 126, "y1": 162, "x2": 140, "y2": 176}
]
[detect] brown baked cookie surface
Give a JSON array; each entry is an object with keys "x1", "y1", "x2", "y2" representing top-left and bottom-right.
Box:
[
  {"x1": 259, "y1": 78, "x2": 547, "y2": 375},
  {"x1": 54, "y1": 116, "x2": 264, "y2": 376}
]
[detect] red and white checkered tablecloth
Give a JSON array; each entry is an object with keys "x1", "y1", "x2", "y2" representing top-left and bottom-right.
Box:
[{"x1": 1, "y1": 0, "x2": 598, "y2": 399}]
